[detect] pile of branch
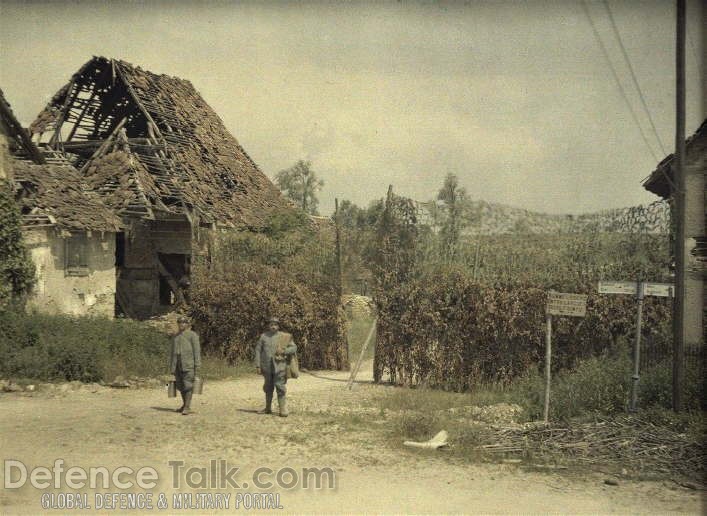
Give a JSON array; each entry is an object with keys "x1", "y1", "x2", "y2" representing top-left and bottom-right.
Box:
[{"x1": 478, "y1": 415, "x2": 704, "y2": 480}]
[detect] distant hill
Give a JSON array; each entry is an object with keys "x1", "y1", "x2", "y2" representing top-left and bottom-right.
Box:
[{"x1": 417, "y1": 199, "x2": 670, "y2": 235}]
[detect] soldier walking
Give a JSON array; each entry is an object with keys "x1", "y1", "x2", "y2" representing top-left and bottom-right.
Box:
[
  {"x1": 169, "y1": 315, "x2": 201, "y2": 415},
  {"x1": 254, "y1": 317, "x2": 297, "y2": 417}
]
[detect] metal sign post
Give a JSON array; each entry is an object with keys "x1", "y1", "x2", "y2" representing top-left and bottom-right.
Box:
[
  {"x1": 544, "y1": 292, "x2": 588, "y2": 423},
  {"x1": 543, "y1": 313, "x2": 552, "y2": 423},
  {"x1": 630, "y1": 284, "x2": 644, "y2": 411},
  {"x1": 598, "y1": 281, "x2": 673, "y2": 411}
]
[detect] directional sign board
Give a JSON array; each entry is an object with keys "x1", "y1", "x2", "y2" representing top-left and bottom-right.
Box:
[
  {"x1": 598, "y1": 281, "x2": 674, "y2": 298},
  {"x1": 546, "y1": 292, "x2": 587, "y2": 317},
  {"x1": 643, "y1": 282, "x2": 674, "y2": 298},
  {"x1": 598, "y1": 281, "x2": 638, "y2": 296}
]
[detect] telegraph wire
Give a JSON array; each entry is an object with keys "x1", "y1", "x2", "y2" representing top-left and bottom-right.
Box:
[
  {"x1": 580, "y1": 0, "x2": 660, "y2": 163},
  {"x1": 602, "y1": 0, "x2": 667, "y2": 155}
]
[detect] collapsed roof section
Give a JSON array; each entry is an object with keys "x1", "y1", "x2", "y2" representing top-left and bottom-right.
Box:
[
  {"x1": 0, "y1": 87, "x2": 45, "y2": 165},
  {"x1": 13, "y1": 160, "x2": 123, "y2": 232},
  {"x1": 31, "y1": 56, "x2": 291, "y2": 229}
]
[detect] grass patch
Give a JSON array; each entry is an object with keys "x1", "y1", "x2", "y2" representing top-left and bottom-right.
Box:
[
  {"x1": 199, "y1": 355, "x2": 251, "y2": 380},
  {"x1": 0, "y1": 309, "x2": 244, "y2": 383},
  {"x1": 365, "y1": 344, "x2": 705, "y2": 479}
]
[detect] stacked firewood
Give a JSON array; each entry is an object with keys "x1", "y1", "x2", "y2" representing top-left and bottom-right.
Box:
[{"x1": 478, "y1": 414, "x2": 704, "y2": 480}]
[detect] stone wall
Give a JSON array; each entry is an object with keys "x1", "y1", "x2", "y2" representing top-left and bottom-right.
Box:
[
  {"x1": 24, "y1": 228, "x2": 116, "y2": 317},
  {"x1": 0, "y1": 133, "x2": 10, "y2": 181}
]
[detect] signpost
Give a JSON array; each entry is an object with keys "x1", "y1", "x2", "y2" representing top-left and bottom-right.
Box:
[
  {"x1": 544, "y1": 291, "x2": 588, "y2": 423},
  {"x1": 598, "y1": 281, "x2": 639, "y2": 296},
  {"x1": 597, "y1": 280, "x2": 674, "y2": 411}
]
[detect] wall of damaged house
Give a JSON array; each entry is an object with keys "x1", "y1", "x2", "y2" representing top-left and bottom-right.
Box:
[
  {"x1": 24, "y1": 228, "x2": 116, "y2": 317},
  {"x1": 683, "y1": 143, "x2": 705, "y2": 348},
  {"x1": 0, "y1": 133, "x2": 10, "y2": 181},
  {"x1": 118, "y1": 218, "x2": 192, "y2": 318}
]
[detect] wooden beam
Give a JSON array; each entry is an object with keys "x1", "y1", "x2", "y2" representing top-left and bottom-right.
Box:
[
  {"x1": 49, "y1": 77, "x2": 77, "y2": 149},
  {"x1": 155, "y1": 255, "x2": 184, "y2": 304},
  {"x1": 79, "y1": 117, "x2": 127, "y2": 174}
]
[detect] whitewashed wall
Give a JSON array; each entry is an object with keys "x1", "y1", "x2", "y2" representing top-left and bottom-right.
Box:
[{"x1": 24, "y1": 228, "x2": 116, "y2": 317}]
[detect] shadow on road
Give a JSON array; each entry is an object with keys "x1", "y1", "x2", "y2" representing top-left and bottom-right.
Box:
[
  {"x1": 300, "y1": 369, "x2": 373, "y2": 385},
  {"x1": 150, "y1": 406, "x2": 179, "y2": 412}
]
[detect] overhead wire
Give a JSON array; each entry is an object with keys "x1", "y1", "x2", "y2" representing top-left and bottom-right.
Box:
[
  {"x1": 602, "y1": 0, "x2": 667, "y2": 155},
  {"x1": 580, "y1": 0, "x2": 660, "y2": 163}
]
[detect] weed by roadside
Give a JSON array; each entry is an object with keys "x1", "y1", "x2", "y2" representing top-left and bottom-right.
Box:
[{"x1": 0, "y1": 309, "x2": 245, "y2": 383}]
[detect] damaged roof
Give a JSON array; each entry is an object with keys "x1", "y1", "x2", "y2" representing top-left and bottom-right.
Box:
[
  {"x1": 31, "y1": 56, "x2": 293, "y2": 229},
  {"x1": 0, "y1": 87, "x2": 45, "y2": 165},
  {"x1": 13, "y1": 160, "x2": 123, "y2": 232},
  {"x1": 643, "y1": 119, "x2": 707, "y2": 199}
]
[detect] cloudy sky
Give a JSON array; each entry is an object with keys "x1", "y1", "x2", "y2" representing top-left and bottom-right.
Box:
[{"x1": 0, "y1": 0, "x2": 703, "y2": 215}]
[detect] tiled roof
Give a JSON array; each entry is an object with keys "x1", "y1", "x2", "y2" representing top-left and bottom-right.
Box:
[
  {"x1": 31, "y1": 56, "x2": 293, "y2": 229},
  {"x1": 643, "y1": 119, "x2": 707, "y2": 199},
  {"x1": 13, "y1": 160, "x2": 123, "y2": 232}
]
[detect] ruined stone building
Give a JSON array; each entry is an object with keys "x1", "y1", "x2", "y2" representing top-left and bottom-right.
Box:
[
  {"x1": 2, "y1": 57, "x2": 292, "y2": 318},
  {"x1": 2, "y1": 88, "x2": 122, "y2": 315}
]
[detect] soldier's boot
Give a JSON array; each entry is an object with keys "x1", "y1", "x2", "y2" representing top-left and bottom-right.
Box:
[
  {"x1": 181, "y1": 392, "x2": 193, "y2": 415},
  {"x1": 177, "y1": 391, "x2": 185, "y2": 413},
  {"x1": 278, "y1": 396, "x2": 288, "y2": 417},
  {"x1": 258, "y1": 393, "x2": 273, "y2": 414}
]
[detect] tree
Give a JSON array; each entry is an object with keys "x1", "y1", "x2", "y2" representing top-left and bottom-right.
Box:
[
  {"x1": 0, "y1": 179, "x2": 35, "y2": 308},
  {"x1": 437, "y1": 173, "x2": 469, "y2": 261},
  {"x1": 275, "y1": 160, "x2": 324, "y2": 215},
  {"x1": 334, "y1": 198, "x2": 386, "y2": 293}
]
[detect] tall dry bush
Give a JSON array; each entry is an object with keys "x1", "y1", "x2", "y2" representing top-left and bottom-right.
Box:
[{"x1": 190, "y1": 218, "x2": 348, "y2": 370}]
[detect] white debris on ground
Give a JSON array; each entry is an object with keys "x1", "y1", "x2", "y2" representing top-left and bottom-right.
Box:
[
  {"x1": 404, "y1": 430, "x2": 449, "y2": 450},
  {"x1": 143, "y1": 311, "x2": 183, "y2": 334},
  {"x1": 342, "y1": 294, "x2": 375, "y2": 318}
]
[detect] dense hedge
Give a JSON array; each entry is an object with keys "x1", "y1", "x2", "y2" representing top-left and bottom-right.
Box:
[
  {"x1": 373, "y1": 268, "x2": 671, "y2": 391},
  {"x1": 0, "y1": 309, "x2": 169, "y2": 382},
  {"x1": 189, "y1": 226, "x2": 348, "y2": 370},
  {"x1": 369, "y1": 189, "x2": 674, "y2": 391}
]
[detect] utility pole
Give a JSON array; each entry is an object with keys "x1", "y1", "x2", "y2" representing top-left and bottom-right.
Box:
[
  {"x1": 334, "y1": 198, "x2": 343, "y2": 298},
  {"x1": 672, "y1": 0, "x2": 686, "y2": 412}
]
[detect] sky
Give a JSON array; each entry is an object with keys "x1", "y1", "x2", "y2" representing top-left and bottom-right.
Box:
[{"x1": 0, "y1": 0, "x2": 704, "y2": 216}]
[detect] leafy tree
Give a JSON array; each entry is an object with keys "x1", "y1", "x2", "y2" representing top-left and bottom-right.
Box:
[
  {"x1": 0, "y1": 179, "x2": 35, "y2": 308},
  {"x1": 275, "y1": 160, "x2": 324, "y2": 215},
  {"x1": 333, "y1": 198, "x2": 386, "y2": 294},
  {"x1": 335, "y1": 199, "x2": 363, "y2": 229},
  {"x1": 437, "y1": 173, "x2": 469, "y2": 261}
]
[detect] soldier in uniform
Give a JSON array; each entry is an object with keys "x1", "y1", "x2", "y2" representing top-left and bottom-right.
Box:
[
  {"x1": 169, "y1": 315, "x2": 201, "y2": 415},
  {"x1": 254, "y1": 317, "x2": 297, "y2": 417}
]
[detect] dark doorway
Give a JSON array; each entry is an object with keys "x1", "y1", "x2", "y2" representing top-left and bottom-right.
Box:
[
  {"x1": 157, "y1": 253, "x2": 190, "y2": 306},
  {"x1": 115, "y1": 232, "x2": 126, "y2": 267}
]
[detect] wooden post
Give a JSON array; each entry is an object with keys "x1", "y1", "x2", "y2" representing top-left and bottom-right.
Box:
[
  {"x1": 472, "y1": 240, "x2": 481, "y2": 281},
  {"x1": 347, "y1": 318, "x2": 377, "y2": 390},
  {"x1": 334, "y1": 198, "x2": 343, "y2": 297},
  {"x1": 673, "y1": 0, "x2": 686, "y2": 412},
  {"x1": 543, "y1": 313, "x2": 552, "y2": 423},
  {"x1": 630, "y1": 282, "x2": 644, "y2": 411}
]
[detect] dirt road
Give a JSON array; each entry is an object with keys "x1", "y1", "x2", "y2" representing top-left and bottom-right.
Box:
[{"x1": 0, "y1": 364, "x2": 701, "y2": 514}]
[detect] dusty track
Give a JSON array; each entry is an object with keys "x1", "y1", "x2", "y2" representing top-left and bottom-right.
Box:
[{"x1": 0, "y1": 364, "x2": 701, "y2": 514}]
